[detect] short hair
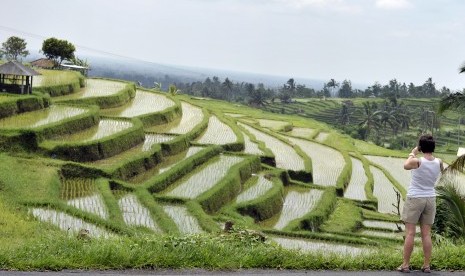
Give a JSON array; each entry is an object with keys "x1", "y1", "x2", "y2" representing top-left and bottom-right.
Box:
[{"x1": 418, "y1": 134, "x2": 435, "y2": 153}]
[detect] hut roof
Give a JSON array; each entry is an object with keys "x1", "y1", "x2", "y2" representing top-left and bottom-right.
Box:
[
  {"x1": 31, "y1": 58, "x2": 56, "y2": 69},
  {"x1": 0, "y1": 61, "x2": 40, "y2": 76}
]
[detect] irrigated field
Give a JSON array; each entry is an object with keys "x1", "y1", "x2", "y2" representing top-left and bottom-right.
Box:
[{"x1": 2, "y1": 70, "x2": 464, "y2": 270}]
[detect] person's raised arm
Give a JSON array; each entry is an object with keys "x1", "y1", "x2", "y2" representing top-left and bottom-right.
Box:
[{"x1": 404, "y1": 147, "x2": 420, "y2": 170}]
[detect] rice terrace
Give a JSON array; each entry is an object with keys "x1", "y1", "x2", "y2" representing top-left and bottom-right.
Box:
[
  {"x1": 1, "y1": 1, "x2": 465, "y2": 271},
  {"x1": 0, "y1": 65, "x2": 464, "y2": 272}
]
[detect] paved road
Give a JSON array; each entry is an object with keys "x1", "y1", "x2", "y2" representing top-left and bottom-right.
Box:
[{"x1": 1, "y1": 270, "x2": 464, "y2": 276}]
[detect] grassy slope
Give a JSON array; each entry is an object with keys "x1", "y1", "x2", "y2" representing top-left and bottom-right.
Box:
[{"x1": 1, "y1": 79, "x2": 465, "y2": 270}]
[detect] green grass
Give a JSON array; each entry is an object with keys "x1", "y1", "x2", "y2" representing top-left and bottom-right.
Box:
[
  {"x1": 321, "y1": 199, "x2": 362, "y2": 233},
  {"x1": 2, "y1": 72, "x2": 465, "y2": 270}
]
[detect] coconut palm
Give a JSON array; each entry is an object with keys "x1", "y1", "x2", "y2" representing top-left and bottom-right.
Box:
[
  {"x1": 358, "y1": 102, "x2": 381, "y2": 141},
  {"x1": 377, "y1": 103, "x2": 399, "y2": 144},
  {"x1": 438, "y1": 64, "x2": 465, "y2": 172},
  {"x1": 327, "y1": 79, "x2": 339, "y2": 97},
  {"x1": 222, "y1": 78, "x2": 233, "y2": 101},
  {"x1": 436, "y1": 182, "x2": 465, "y2": 238}
]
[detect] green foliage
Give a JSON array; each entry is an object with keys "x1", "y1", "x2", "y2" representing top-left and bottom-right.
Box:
[
  {"x1": 198, "y1": 156, "x2": 261, "y2": 214},
  {"x1": 236, "y1": 172, "x2": 285, "y2": 221},
  {"x1": 146, "y1": 146, "x2": 222, "y2": 192},
  {"x1": 286, "y1": 187, "x2": 338, "y2": 232},
  {"x1": 0, "y1": 154, "x2": 61, "y2": 203},
  {"x1": 321, "y1": 199, "x2": 362, "y2": 233},
  {"x1": 435, "y1": 183, "x2": 465, "y2": 239},
  {"x1": 42, "y1": 118, "x2": 144, "y2": 162},
  {"x1": 33, "y1": 70, "x2": 84, "y2": 96},
  {"x1": 0, "y1": 36, "x2": 29, "y2": 61},
  {"x1": 336, "y1": 151, "x2": 352, "y2": 196},
  {"x1": 42, "y1": 37, "x2": 76, "y2": 65},
  {"x1": 160, "y1": 107, "x2": 209, "y2": 155},
  {"x1": 134, "y1": 189, "x2": 179, "y2": 234},
  {"x1": 56, "y1": 79, "x2": 136, "y2": 109}
]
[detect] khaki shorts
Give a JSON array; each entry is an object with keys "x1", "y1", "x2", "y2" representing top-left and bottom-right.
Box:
[{"x1": 401, "y1": 197, "x2": 436, "y2": 225}]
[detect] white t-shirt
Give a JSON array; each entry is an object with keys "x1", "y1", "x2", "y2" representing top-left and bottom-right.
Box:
[{"x1": 407, "y1": 157, "x2": 441, "y2": 198}]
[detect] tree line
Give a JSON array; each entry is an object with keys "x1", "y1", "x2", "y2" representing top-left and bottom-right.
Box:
[{"x1": 175, "y1": 76, "x2": 460, "y2": 106}]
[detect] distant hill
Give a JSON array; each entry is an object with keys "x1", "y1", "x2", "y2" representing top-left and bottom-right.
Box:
[
  {"x1": 26, "y1": 53, "x2": 367, "y2": 90},
  {"x1": 85, "y1": 56, "x2": 331, "y2": 90}
]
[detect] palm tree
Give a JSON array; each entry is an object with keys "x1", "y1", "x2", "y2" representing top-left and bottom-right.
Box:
[
  {"x1": 327, "y1": 79, "x2": 339, "y2": 97},
  {"x1": 377, "y1": 103, "x2": 398, "y2": 145},
  {"x1": 339, "y1": 103, "x2": 351, "y2": 125},
  {"x1": 396, "y1": 104, "x2": 411, "y2": 148},
  {"x1": 438, "y1": 64, "x2": 465, "y2": 171},
  {"x1": 436, "y1": 182, "x2": 465, "y2": 238},
  {"x1": 222, "y1": 78, "x2": 233, "y2": 101},
  {"x1": 358, "y1": 102, "x2": 381, "y2": 141}
]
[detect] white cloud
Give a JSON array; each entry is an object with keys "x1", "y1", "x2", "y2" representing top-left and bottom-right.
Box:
[
  {"x1": 272, "y1": 0, "x2": 363, "y2": 14},
  {"x1": 376, "y1": 0, "x2": 413, "y2": 10}
]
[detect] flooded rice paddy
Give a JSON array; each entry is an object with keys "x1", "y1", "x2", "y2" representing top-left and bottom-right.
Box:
[{"x1": 165, "y1": 155, "x2": 244, "y2": 199}]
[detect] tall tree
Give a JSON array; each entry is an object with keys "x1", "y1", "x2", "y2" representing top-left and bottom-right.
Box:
[
  {"x1": 222, "y1": 77, "x2": 233, "y2": 100},
  {"x1": 338, "y1": 79, "x2": 353, "y2": 98},
  {"x1": 326, "y1": 79, "x2": 339, "y2": 97},
  {"x1": 358, "y1": 102, "x2": 381, "y2": 141},
  {"x1": 0, "y1": 36, "x2": 29, "y2": 61},
  {"x1": 42, "y1": 37, "x2": 76, "y2": 66}
]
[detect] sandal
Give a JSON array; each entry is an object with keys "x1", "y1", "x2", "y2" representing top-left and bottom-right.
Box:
[
  {"x1": 421, "y1": 266, "x2": 431, "y2": 273},
  {"x1": 397, "y1": 265, "x2": 410, "y2": 273}
]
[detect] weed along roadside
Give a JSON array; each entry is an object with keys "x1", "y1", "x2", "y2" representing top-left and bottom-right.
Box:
[{"x1": 0, "y1": 69, "x2": 464, "y2": 272}]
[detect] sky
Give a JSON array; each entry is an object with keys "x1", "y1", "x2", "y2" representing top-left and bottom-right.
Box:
[{"x1": 1, "y1": 0, "x2": 465, "y2": 89}]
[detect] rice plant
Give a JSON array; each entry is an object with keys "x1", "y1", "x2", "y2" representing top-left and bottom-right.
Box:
[
  {"x1": 165, "y1": 155, "x2": 244, "y2": 199},
  {"x1": 242, "y1": 132, "x2": 263, "y2": 156},
  {"x1": 239, "y1": 123, "x2": 305, "y2": 171},
  {"x1": 236, "y1": 174, "x2": 273, "y2": 203},
  {"x1": 315, "y1": 132, "x2": 329, "y2": 142},
  {"x1": 102, "y1": 90, "x2": 175, "y2": 117},
  {"x1": 365, "y1": 155, "x2": 410, "y2": 190},
  {"x1": 271, "y1": 237, "x2": 368, "y2": 256},
  {"x1": 162, "y1": 205, "x2": 203, "y2": 234},
  {"x1": 0, "y1": 105, "x2": 86, "y2": 129},
  {"x1": 49, "y1": 119, "x2": 133, "y2": 143},
  {"x1": 289, "y1": 127, "x2": 316, "y2": 139},
  {"x1": 34, "y1": 70, "x2": 80, "y2": 87},
  {"x1": 285, "y1": 136, "x2": 344, "y2": 186},
  {"x1": 117, "y1": 194, "x2": 162, "y2": 232},
  {"x1": 344, "y1": 158, "x2": 368, "y2": 200},
  {"x1": 196, "y1": 116, "x2": 237, "y2": 145},
  {"x1": 30, "y1": 208, "x2": 112, "y2": 238},
  {"x1": 371, "y1": 166, "x2": 404, "y2": 214},
  {"x1": 61, "y1": 178, "x2": 108, "y2": 219},
  {"x1": 165, "y1": 102, "x2": 204, "y2": 134},
  {"x1": 273, "y1": 188, "x2": 323, "y2": 230}
]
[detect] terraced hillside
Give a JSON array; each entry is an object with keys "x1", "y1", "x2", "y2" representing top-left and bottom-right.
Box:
[
  {"x1": 263, "y1": 98, "x2": 464, "y2": 150},
  {"x1": 1, "y1": 70, "x2": 464, "y2": 263}
]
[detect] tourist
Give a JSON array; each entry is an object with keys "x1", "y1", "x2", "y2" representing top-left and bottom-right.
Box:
[{"x1": 398, "y1": 134, "x2": 443, "y2": 273}]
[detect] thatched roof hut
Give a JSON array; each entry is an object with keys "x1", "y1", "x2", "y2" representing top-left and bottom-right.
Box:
[{"x1": 0, "y1": 61, "x2": 40, "y2": 94}]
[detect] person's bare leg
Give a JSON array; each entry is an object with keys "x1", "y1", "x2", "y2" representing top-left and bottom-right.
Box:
[
  {"x1": 402, "y1": 223, "x2": 417, "y2": 268},
  {"x1": 420, "y1": 224, "x2": 432, "y2": 268}
]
